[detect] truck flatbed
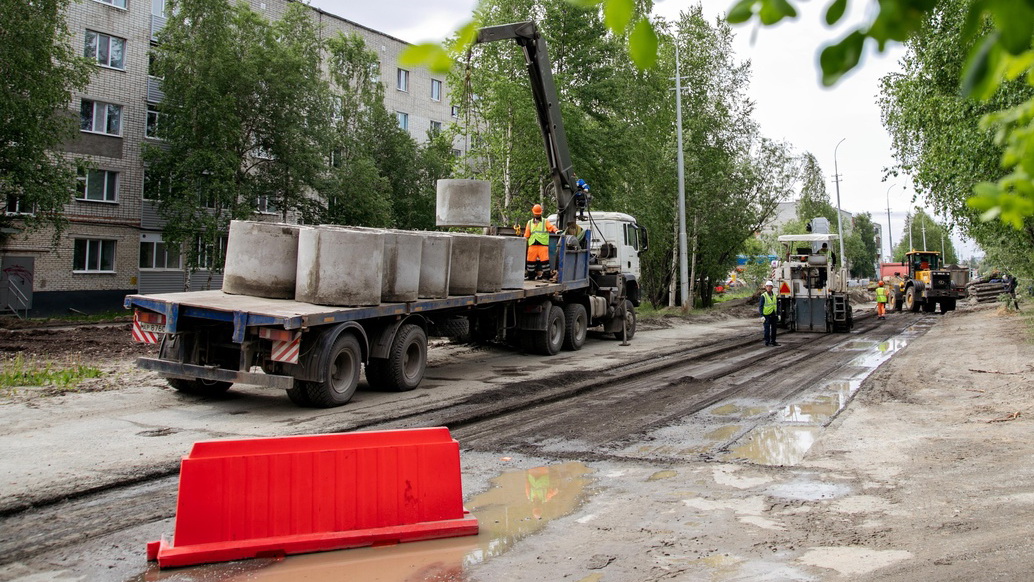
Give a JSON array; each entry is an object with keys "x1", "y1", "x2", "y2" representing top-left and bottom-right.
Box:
[{"x1": 125, "y1": 279, "x2": 585, "y2": 343}]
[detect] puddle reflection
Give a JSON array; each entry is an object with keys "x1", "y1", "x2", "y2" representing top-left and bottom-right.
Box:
[
  {"x1": 135, "y1": 462, "x2": 593, "y2": 582},
  {"x1": 727, "y1": 426, "x2": 820, "y2": 466},
  {"x1": 777, "y1": 381, "x2": 860, "y2": 425}
]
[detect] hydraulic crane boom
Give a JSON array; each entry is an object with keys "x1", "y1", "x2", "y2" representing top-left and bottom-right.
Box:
[{"x1": 474, "y1": 21, "x2": 577, "y2": 228}]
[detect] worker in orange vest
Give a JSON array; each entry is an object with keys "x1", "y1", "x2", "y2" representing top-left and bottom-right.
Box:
[
  {"x1": 875, "y1": 280, "x2": 888, "y2": 319},
  {"x1": 524, "y1": 204, "x2": 557, "y2": 280}
]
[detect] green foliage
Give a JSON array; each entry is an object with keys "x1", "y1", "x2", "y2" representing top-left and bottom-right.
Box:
[
  {"x1": 0, "y1": 0, "x2": 93, "y2": 243},
  {"x1": 880, "y1": 0, "x2": 1034, "y2": 280},
  {"x1": 795, "y1": 153, "x2": 838, "y2": 226},
  {"x1": 147, "y1": 2, "x2": 442, "y2": 272},
  {"x1": 890, "y1": 210, "x2": 959, "y2": 263},
  {"x1": 728, "y1": 0, "x2": 1034, "y2": 252},
  {"x1": 845, "y1": 212, "x2": 878, "y2": 278},
  {"x1": 0, "y1": 354, "x2": 102, "y2": 390}
]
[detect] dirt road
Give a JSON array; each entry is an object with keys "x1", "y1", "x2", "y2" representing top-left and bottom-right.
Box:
[{"x1": 1, "y1": 302, "x2": 1032, "y2": 581}]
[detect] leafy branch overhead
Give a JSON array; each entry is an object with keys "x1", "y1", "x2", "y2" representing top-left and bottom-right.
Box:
[{"x1": 403, "y1": 0, "x2": 1034, "y2": 237}]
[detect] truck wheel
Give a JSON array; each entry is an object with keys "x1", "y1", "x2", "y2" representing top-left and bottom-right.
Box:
[
  {"x1": 562, "y1": 303, "x2": 587, "y2": 351},
  {"x1": 940, "y1": 298, "x2": 957, "y2": 313},
  {"x1": 922, "y1": 300, "x2": 937, "y2": 313},
  {"x1": 906, "y1": 287, "x2": 921, "y2": 312},
  {"x1": 304, "y1": 333, "x2": 361, "y2": 408},
  {"x1": 285, "y1": 386, "x2": 314, "y2": 407},
  {"x1": 531, "y1": 305, "x2": 565, "y2": 356},
  {"x1": 167, "y1": 378, "x2": 232, "y2": 397},
  {"x1": 613, "y1": 300, "x2": 637, "y2": 341},
  {"x1": 365, "y1": 358, "x2": 387, "y2": 389},
  {"x1": 373, "y1": 324, "x2": 427, "y2": 392},
  {"x1": 893, "y1": 292, "x2": 903, "y2": 312}
]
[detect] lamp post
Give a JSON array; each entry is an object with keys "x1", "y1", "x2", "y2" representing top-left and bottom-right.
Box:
[
  {"x1": 921, "y1": 211, "x2": 928, "y2": 249},
  {"x1": 673, "y1": 44, "x2": 689, "y2": 311},
  {"x1": 885, "y1": 184, "x2": 896, "y2": 260},
  {"x1": 833, "y1": 138, "x2": 847, "y2": 269}
]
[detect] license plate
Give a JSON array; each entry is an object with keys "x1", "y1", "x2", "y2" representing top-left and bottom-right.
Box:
[{"x1": 138, "y1": 322, "x2": 166, "y2": 333}]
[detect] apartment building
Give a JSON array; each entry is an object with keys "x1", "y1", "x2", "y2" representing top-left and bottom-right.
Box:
[{"x1": 0, "y1": 0, "x2": 459, "y2": 317}]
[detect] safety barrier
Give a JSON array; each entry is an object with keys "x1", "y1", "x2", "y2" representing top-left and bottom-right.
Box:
[{"x1": 147, "y1": 427, "x2": 478, "y2": 568}]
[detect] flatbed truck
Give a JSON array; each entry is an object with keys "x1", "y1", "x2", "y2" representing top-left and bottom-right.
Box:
[{"x1": 124, "y1": 20, "x2": 646, "y2": 408}]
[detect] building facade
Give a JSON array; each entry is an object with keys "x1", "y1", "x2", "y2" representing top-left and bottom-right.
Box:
[{"x1": 0, "y1": 0, "x2": 459, "y2": 317}]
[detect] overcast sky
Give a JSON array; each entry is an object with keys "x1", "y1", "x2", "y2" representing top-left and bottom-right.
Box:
[{"x1": 307, "y1": 0, "x2": 979, "y2": 260}]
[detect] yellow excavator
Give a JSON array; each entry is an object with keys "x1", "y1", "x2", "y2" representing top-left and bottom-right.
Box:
[{"x1": 891, "y1": 250, "x2": 968, "y2": 313}]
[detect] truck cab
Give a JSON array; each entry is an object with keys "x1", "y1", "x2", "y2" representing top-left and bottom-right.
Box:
[
  {"x1": 549, "y1": 211, "x2": 646, "y2": 306},
  {"x1": 549, "y1": 211, "x2": 647, "y2": 279}
]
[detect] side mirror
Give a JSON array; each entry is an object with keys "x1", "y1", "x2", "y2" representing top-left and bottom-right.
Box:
[{"x1": 637, "y1": 225, "x2": 649, "y2": 255}]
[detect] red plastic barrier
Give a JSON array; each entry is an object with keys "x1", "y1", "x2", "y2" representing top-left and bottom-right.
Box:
[{"x1": 147, "y1": 427, "x2": 478, "y2": 568}]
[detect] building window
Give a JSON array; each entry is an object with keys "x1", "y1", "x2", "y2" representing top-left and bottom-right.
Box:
[
  {"x1": 451, "y1": 105, "x2": 460, "y2": 118},
  {"x1": 396, "y1": 68, "x2": 409, "y2": 92},
  {"x1": 73, "y1": 238, "x2": 116, "y2": 272},
  {"x1": 397, "y1": 111, "x2": 409, "y2": 130},
  {"x1": 452, "y1": 148, "x2": 461, "y2": 157},
  {"x1": 151, "y1": 0, "x2": 166, "y2": 16},
  {"x1": 369, "y1": 61, "x2": 380, "y2": 84},
  {"x1": 430, "y1": 120, "x2": 442, "y2": 135},
  {"x1": 331, "y1": 96, "x2": 343, "y2": 121},
  {"x1": 431, "y1": 79, "x2": 442, "y2": 102},
  {"x1": 140, "y1": 240, "x2": 181, "y2": 270},
  {"x1": 92, "y1": 0, "x2": 127, "y2": 8},
  {"x1": 256, "y1": 194, "x2": 277, "y2": 214},
  {"x1": 5, "y1": 196, "x2": 34, "y2": 215},
  {"x1": 80, "y1": 99, "x2": 122, "y2": 136},
  {"x1": 76, "y1": 169, "x2": 118, "y2": 202},
  {"x1": 142, "y1": 170, "x2": 171, "y2": 201},
  {"x1": 146, "y1": 105, "x2": 160, "y2": 138},
  {"x1": 84, "y1": 30, "x2": 126, "y2": 70},
  {"x1": 196, "y1": 235, "x2": 228, "y2": 270}
]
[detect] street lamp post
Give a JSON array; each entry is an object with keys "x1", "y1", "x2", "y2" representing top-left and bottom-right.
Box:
[
  {"x1": 885, "y1": 184, "x2": 896, "y2": 260},
  {"x1": 673, "y1": 45, "x2": 689, "y2": 311},
  {"x1": 833, "y1": 138, "x2": 847, "y2": 271}
]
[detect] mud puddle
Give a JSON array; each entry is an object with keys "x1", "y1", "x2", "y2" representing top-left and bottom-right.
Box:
[
  {"x1": 726, "y1": 323, "x2": 926, "y2": 466},
  {"x1": 134, "y1": 462, "x2": 593, "y2": 582},
  {"x1": 621, "y1": 320, "x2": 928, "y2": 465}
]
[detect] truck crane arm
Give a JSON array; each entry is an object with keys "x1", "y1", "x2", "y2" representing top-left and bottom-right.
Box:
[{"x1": 474, "y1": 21, "x2": 577, "y2": 228}]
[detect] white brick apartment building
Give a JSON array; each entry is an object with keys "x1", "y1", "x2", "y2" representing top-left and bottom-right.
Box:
[{"x1": 0, "y1": 0, "x2": 459, "y2": 317}]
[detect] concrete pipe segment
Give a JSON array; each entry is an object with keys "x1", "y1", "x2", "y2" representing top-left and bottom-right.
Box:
[
  {"x1": 475, "y1": 235, "x2": 504, "y2": 293},
  {"x1": 447, "y1": 234, "x2": 481, "y2": 295},
  {"x1": 418, "y1": 233, "x2": 452, "y2": 299},
  {"x1": 501, "y1": 236, "x2": 527, "y2": 290},
  {"x1": 379, "y1": 229, "x2": 422, "y2": 303},
  {"x1": 435, "y1": 179, "x2": 491, "y2": 227},
  {"x1": 296, "y1": 226, "x2": 384, "y2": 306},
  {"x1": 223, "y1": 220, "x2": 302, "y2": 299}
]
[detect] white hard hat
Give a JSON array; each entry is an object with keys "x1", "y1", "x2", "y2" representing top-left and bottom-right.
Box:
[{"x1": 765, "y1": 280, "x2": 774, "y2": 287}]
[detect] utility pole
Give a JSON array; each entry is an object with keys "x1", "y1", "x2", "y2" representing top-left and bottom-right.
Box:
[
  {"x1": 885, "y1": 184, "x2": 896, "y2": 260},
  {"x1": 673, "y1": 45, "x2": 689, "y2": 311},
  {"x1": 908, "y1": 212, "x2": 913, "y2": 250},
  {"x1": 833, "y1": 138, "x2": 847, "y2": 270},
  {"x1": 921, "y1": 212, "x2": 927, "y2": 249}
]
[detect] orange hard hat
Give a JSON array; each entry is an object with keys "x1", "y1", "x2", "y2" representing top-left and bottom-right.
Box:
[
  {"x1": 532, "y1": 204, "x2": 543, "y2": 216},
  {"x1": 878, "y1": 281, "x2": 884, "y2": 286}
]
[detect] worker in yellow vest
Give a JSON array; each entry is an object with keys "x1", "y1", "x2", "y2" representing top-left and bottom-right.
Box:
[
  {"x1": 875, "y1": 280, "x2": 888, "y2": 320},
  {"x1": 758, "y1": 280, "x2": 780, "y2": 346},
  {"x1": 524, "y1": 204, "x2": 557, "y2": 280}
]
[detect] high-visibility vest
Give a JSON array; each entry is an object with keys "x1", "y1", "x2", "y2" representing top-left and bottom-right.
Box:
[
  {"x1": 527, "y1": 219, "x2": 550, "y2": 246},
  {"x1": 875, "y1": 287, "x2": 888, "y2": 303},
  {"x1": 762, "y1": 292, "x2": 777, "y2": 315}
]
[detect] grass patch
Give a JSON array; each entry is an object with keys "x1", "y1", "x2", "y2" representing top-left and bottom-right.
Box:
[{"x1": 0, "y1": 354, "x2": 103, "y2": 391}]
